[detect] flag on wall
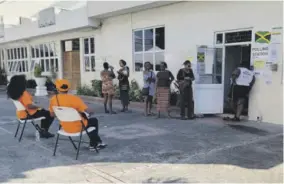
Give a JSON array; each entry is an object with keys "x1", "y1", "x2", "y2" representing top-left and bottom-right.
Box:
[{"x1": 255, "y1": 31, "x2": 271, "y2": 44}]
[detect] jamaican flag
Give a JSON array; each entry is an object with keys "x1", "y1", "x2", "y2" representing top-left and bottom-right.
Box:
[
  {"x1": 197, "y1": 52, "x2": 205, "y2": 62},
  {"x1": 255, "y1": 31, "x2": 271, "y2": 44}
]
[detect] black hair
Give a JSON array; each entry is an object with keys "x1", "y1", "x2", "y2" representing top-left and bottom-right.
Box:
[
  {"x1": 183, "y1": 60, "x2": 191, "y2": 65},
  {"x1": 120, "y1": 59, "x2": 126, "y2": 66},
  {"x1": 103, "y1": 62, "x2": 109, "y2": 70},
  {"x1": 7, "y1": 75, "x2": 27, "y2": 100},
  {"x1": 144, "y1": 62, "x2": 153, "y2": 70},
  {"x1": 161, "y1": 62, "x2": 168, "y2": 68}
]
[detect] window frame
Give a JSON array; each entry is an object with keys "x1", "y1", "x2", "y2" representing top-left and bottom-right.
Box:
[
  {"x1": 133, "y1": 25, "x2": 165, "y2": 72},
  {"x1": 30, "y1": 42, "x2": 58, "y2": 73},
  {"x1": 83, "y1": 36, "x2": 95, "y2": 72},
  {"x1": 6, "y1": 47, "x2": 29, "y2": 73}
]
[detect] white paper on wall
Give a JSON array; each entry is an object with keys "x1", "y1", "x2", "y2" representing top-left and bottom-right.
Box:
[{"x1": 204, "y1": 48, "x2": 214, "y2": 74}]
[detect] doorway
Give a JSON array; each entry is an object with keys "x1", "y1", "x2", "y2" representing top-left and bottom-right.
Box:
[
  {"x1": 223, "y1": 44, "x2": 251, "y2": 115},
  {"x1": 61, "y1": 39, "x2": 81, "y2": 91}
]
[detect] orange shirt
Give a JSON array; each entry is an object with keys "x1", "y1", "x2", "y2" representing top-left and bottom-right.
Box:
[
  {"x1": 16, "y1": 91, "x2": 38, "y2": 119},
  {"x1": 49, "y1": 94, "x2": 88, "y2": 133}
]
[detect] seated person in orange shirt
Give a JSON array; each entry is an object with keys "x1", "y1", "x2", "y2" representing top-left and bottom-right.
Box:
[
  {"x1": 7, "y1": 75, "x2": 54, "y2": 138},
  {"x1": 49, "y1": 79, "x2": 107, "y2": 150}
]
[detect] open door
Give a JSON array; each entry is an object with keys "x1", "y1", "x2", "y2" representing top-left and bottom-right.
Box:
[{"x1": 194, "y1": 45, "x2": 224, "y2": 114}]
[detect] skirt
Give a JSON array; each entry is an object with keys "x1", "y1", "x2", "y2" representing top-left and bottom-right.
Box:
[
  {"x1": 156, "y1": 87, "x2": 170, "y2": 112},
  {"x1": 120, "y1": 89, "x2": 129, "y2": 106}
]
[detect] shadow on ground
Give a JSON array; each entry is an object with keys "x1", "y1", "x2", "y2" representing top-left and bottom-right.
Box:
[{"x1": 0, "y1": 96, "x2": 283, "y2": 183}]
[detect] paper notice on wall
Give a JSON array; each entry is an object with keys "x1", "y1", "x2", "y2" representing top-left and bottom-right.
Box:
[
  {"x1": 204, "y1": 48, "x2": 214, "y2": 74},
  {"x1": 262, "y1": 68, "x2": 272, "y2": 85},
  {"x1": 271, "y1": 27, "x2": 282, "y2": 44},
  {"x1": 253, "y1": 59, "x2": 266, "y2": 75},
  {"x1": 268, "y1": 43, "x2": 278, "y2": 63}
]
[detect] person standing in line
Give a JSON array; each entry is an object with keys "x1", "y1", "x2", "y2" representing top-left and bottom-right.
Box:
[
  {"x1": 101, "y1": 62, "x2": 116, "y2": 114},
  {"x1": 223, "y1": 62, "x2": 255, "y2": 122},
  {"x1": 142, "y1": 62, "x2": 156, "y2": 116},
  {"x1": 176, "y1": 60, "x2": 195, "y2": 120},
  {"x1": 117, "y1": 59, "x2": 130, "y2": 112},
  {"x1": 156, "y1": 62, "x2": 175, "y2": 118}
]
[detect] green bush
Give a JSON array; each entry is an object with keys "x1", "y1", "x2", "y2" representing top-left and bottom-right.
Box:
[
  {"x1": 34, "y1": 64, "x2": 42, "y2": 78},
  {"x1": 129, "y1": 79, "x2": 143, "y2": 102},
  {"x1": 77, "y1": 85, "x2": 96, "y2": 96},
  {"x1": 0, "y1": 67, "x2": 7, "y2": 85},
  {"x1": 91, "y1": 79, "x2": 102, "y2": 97}
]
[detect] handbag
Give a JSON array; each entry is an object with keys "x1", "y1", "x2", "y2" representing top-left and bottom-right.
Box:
[{"x1": 142, "y1": 71, "x2": 153, "y2": 96}]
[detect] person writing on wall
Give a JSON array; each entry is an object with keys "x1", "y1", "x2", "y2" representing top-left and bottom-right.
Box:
[
  {"x1": 49, "y1": 79, "x2": 107, "y2": 151},
  {"x1": 176, "y1": 60, "x2": 195, "y2": 120},
  {"x1": 7, "y1": 75, "x2": 54, "y2": 138},
  {"x1": 223, "y1": 62, "x2": 255, "y2": 122}
]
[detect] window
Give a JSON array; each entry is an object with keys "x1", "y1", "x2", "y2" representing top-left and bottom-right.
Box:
[
  {"x1": 83, "y1": 37, "x2": 95, "y2": 72},
  {"x1": 196, "y1": 46, "x2": 223, "y2": 84},
  {"x1": 6, "y1": 47, "x2": 28, "y2": 73},
  {"x1": 0, "y1": 49, "x2": 4, "y2": 69},
  {"x1": 225, "y1": 31, "x2": 252, "y2": 43},
  {"x1": 216, "y1": 33, "x2": 223, "y2": 44},
  {"x1": 133, "y1": 26, "x2": 165, "y2": 71},
  {"x1": 31, "y1": 42, "x2": 58, "y2": 72}
]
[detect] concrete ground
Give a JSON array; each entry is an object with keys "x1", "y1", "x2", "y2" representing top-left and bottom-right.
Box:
[{"x1": 0, "y1": 92, "x2": 283, "y2": 183}]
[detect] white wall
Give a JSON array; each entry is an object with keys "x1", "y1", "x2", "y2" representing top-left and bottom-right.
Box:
[
  {"x1": 94, "y1": 1, "x2": 282, "y2": 123},
  {"x1": 0, "y1": 7, "x2": 99, "y2": 43}
]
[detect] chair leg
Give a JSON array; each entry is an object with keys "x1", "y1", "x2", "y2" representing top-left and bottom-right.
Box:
[
  {"x1": 53, "y1": 134, "x2": 60, "y2": 156},
  {"x1": 75, "y1": 131, "x2": 83, "y2": 160},
  {"x1": 19, "y1": 120, "x2": 27, "y2": 142},
  {"x1": 68, "y1": 137, "x2": 77, "y2": 150},
  {"x1": 14, "y1": 121, "x2": 21, "y2": 138}
]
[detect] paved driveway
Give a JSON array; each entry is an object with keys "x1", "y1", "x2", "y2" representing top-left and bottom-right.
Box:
[{"x1": 0, "y1": 94, "x2": 282, "y2": 183}]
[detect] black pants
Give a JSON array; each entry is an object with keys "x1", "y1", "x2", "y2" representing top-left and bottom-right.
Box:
[
  {"x1": 29, "y1": 109, "x2": 54, "y2": 131},
  {"x1": 86, "y1": 117, "x2": 102, "y2": 146},
  {"x1": 180, "y1": 86, "x2": 194, "y2": 117}
]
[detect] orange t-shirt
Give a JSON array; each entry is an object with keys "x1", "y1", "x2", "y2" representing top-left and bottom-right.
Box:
[
  {"x1": 16, "y1": 91, "x2": 38, "y2": 119},
  {"x1": 49, "y1": 94, "x2": 88, "y2": 133}
]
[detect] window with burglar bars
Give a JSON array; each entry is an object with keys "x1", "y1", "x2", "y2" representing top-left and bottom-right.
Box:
[
  {"x1": 30, "y1": 42, "x2": 59, "y2": 72},
  {"x1": 0, "y1": 49, "x2": 4, "y2": 70},
  {"x1": 83, "y1": 37, "x2": 95, "y2": 72},
  {"x1": 133, "y1": 26, "x2": 165, "y2": 72},
  {"x1": 6, "y1": 47, "x2": 29, "y2": 73}
]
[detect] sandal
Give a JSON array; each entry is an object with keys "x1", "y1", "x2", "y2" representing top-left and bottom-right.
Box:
[{"x1": 231, "y1": 117, "x2": 240, "y2": 122}]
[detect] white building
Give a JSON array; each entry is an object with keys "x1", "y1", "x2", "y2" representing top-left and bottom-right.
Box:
[{"x1": 0, "y1": 1, "x2": 283, "y2": 124}]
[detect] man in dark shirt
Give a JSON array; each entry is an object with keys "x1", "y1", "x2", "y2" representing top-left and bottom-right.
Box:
[{"x1": 177, "y1": 60, "x2": 195, "y2": 120}]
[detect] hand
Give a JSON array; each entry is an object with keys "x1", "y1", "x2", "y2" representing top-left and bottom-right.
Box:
[{"x1": 109, "y1": 66, "x2": 114, "y2": 70}]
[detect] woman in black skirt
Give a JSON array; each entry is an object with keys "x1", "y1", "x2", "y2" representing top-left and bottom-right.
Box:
[{"x1": 117, "y1": 59, "x2": 130, "y2": 112}]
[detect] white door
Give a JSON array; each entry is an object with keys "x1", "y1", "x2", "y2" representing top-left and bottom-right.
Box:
[{"x1": 194, "y1": 46, "x2": 224, "y2": 114}]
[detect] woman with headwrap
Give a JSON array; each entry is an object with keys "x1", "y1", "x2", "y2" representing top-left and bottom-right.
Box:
[
  {"x1": 7, "y1": 75, "x2": 54, "y2": 138},
  {"x1": 117, "y1": 59, "x2": 130, "y2": 112}
]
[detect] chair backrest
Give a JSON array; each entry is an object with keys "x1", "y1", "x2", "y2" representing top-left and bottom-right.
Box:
[
  {"x1": 12, "y1": 100, "x2": 26, "y2": 111},
  {"x1": 52, "y1": 106, "x2": 82, "y2": 122}
]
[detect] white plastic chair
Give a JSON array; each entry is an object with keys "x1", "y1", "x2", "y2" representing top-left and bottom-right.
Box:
[
  {"x1": 52, "y1": 106, "x2": 98, "y2": 160},
  {"x1": 12, "y1": 100, "x2": 45, "y2": 142}
]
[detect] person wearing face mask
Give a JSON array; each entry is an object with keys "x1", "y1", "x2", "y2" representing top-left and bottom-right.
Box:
[{"x1": 176, "y1": 60, "x2": 195, "y2": 120}]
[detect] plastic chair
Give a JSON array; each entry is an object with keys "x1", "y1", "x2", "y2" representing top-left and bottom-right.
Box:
[
  {"x1": 12, "y1": 100, "x2": 45, "y2": 142},
  {"x1": 52, "y1": 106, "x2": 98, "y2": 160}
]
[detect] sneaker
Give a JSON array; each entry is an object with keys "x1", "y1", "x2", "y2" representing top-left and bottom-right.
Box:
[
  {"x1": 89, "y1": 145, "x2": 98, "y2": 152},
  {"x1": 97, "y1": 143, "x2": 107, "y2": 150}
]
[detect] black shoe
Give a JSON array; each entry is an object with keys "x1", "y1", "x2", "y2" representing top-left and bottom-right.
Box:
[
  {"x1": 40, "y1": 131, "x2": 55, "y2": 139},
  {"x1": 105, "y1": 110, "x2": 110, "y2": 114},
  {"x1": 181, "y1": 116, "x2": 187, "y2": 120}
]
